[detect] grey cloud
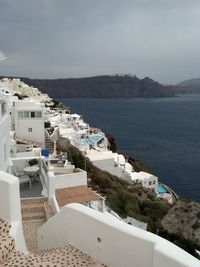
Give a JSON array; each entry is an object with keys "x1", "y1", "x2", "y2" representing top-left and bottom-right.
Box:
[{"x1": 0, "y1": 0, "x2": 200, "y2": 83}]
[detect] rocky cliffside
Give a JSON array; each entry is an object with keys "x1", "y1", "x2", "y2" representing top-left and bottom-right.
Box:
[
  {"x1": 6, "y1": 75, "x2": 176, "y2": 98},
  {"x1": 161, "y1": 200, "x2": 200, "y2": 244}
]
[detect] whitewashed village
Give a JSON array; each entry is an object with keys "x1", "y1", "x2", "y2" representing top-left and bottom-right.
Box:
[{"x1": 0, "y1": 78, "x2": 198, "y2": 266}]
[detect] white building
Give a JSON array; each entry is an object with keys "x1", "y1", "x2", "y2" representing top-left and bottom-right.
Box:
[
  {"x1": 131, "y1": 171, "x2": 158, "y2": 189},
  {"x1": 14, "y1": 101, "x2": 45, "y2": 148},
  {"x1": 87, "y1": 150, "x2": 135, "y2": 182}
]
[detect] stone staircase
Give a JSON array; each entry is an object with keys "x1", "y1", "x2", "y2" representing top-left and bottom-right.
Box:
[
  {"x1": 21, "y1": 197, "x2": 50, "y2": 253},
  {"x1": 21, "y1": 197, "x2": 48, "y2": 221},
  {"x1": 0, "y1": 198, "x2": 107, "y2": 266},
  {"x1": 45, "y1": 131, "x2": 54, "y2": 154}
]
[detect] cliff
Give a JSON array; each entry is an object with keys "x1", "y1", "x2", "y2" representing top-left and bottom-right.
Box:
[
  {"x1": 4, "y1": 75, "x2": 175, "y2": 98},
  {"x1": 161, "y1": 199, "x2": 200, "y2": 244}
]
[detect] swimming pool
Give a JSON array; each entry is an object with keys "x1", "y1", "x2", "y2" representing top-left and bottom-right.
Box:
[
  {"x1": 91, "y1": 135, "x2": 103, "y2": 143},
  {"x1": 157, "y1": 184, "x2": 167, "y2": 194},
  {"x1": 81, "y1": 138, "x2": 91, "y2": 145}
]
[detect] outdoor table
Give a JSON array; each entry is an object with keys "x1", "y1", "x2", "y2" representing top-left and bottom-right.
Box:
[{"x1": 23, "y1": 166, "x2": 39, "y2": 183}]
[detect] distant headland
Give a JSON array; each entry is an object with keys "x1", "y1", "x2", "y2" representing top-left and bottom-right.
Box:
[{"x1": 0, "y1": 75, "x2": 176, "y2": 98}]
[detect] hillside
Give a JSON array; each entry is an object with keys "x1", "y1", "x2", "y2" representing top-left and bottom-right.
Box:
[
  {"x1": 176, "y1": 78, "x2": 200, "y2": 94},
  {"x1": 56, "y1": 137, "x2": 200, "y2": 258},
  {"x1": 4, "y1": 75, "x2": 175, "y2": 98},
  {"x1": 178, "y1": 78, "x2": 200, "y2": 88}
]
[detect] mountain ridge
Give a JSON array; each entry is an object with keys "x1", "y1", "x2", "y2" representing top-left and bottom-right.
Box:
[
  {"x1": 178, "y1": 77, "x2": 200, "y2": 88},
  {"x1": 175, "y1": 77, "x2": 200, "y2": 94},
  {"x1": 0, "y1": 75, "x2": 175, "y2": 98}
]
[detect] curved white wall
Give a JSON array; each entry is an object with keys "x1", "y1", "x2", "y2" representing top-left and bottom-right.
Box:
[{"x1": 38, "y1": 203, "x2": 199, "y2": 267}]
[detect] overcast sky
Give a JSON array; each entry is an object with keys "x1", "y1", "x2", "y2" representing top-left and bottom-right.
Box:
[{"x1": 0, "y1": 0, "x2": 200, "y2": 84}]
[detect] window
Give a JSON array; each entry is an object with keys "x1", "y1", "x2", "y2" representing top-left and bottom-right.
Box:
[
  {"x1": 31, "y1": 112, "x2": 35, "y2": 118},
  {"x1": 28, "y1": 128, "x2": 32, "y2": 132},
  {"x1": 18, "y1": 110, "x2": 42, "y2": 119},
  {"x1": 153, "y1": 180, "x2": 155, "y2": 184},
  {"x1": 18, "y1": 111, "x2": 23, "y2": 118},
  {"x1": 35, "y1": 111, "x2": 42, "y2": 118},
  {"x1": 24, "y1": 111, "x2": 29, "y2": 118},
  {"x1": 149, "y1": 181, "x2": 152, "y2": 185}
]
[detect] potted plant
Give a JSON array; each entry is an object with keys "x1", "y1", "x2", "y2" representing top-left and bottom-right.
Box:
[{"x1": 28, "y1": 158, "x2": 38, "y2": 166}]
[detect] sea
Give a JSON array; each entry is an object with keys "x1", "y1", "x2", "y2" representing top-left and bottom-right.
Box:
[{"x1": 59, "y1": 95, "x2": 200, "y2": 202}]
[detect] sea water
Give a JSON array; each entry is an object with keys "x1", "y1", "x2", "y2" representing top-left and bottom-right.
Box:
[{"x1": 59, "y1": 95, "x2": 200, "y2": 202}]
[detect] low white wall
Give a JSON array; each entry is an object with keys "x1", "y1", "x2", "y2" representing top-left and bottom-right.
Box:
[
  {"x1": 48, "y1": 170, "x2": 87, "y2": 198},
  {"x1": 51, "y1": 166, "x2": 74, "y2": 174},
  {"x1": 12, "y1": 157, "x2": 29, "y2": 172},
  {"x1": 37, "y1": 204, "x2": 199, "y2": 267},
  {"x1": 12, "y1": 156, "x2": 40, "y2": 173},
  {"x1": 0, "y1": 171, "x2": 27, "y2": 252},
  {"x1": 91, "y1": 158, "x2": 114, "y2": 170}
]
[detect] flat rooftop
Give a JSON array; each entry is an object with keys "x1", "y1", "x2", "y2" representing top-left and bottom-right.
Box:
[{"x1": 56, "y1": 186, "x2": 101, "y2": 207}]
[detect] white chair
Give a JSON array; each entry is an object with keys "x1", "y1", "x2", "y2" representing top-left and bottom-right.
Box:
[{"x1": 13, "y1": 170, "x2": 32, "y2": 189}]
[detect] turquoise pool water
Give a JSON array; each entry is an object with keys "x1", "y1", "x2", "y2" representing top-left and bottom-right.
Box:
[
  {"x1": 81, "y1": 139, "x2": 91, "y2": 145},
  {"x1": 81, "y1": 135, "x2": 103, "y2": 145},
  {"x1": 157, "y1": 184, "x2": 167, "y2": 194},
  {"x1": 91, "y1": 135, "x2": 103, "y2": 143}
]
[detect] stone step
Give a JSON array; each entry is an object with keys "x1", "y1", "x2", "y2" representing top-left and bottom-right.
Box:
[
  {"x1": 45, "y1": 143, "x2": 54, "y2": 149},
  {"x1": 22, "y1": 211, "x2": 46, "y2": 221},
  {"x1": 45, "y1": 141, "x2": 53, "y2": 144},
  {"x1": 21, "y1": 198, "x2": 48, "y2": 221},
  {"x1": 45, "y1": 140, "x2": 53, "y2": 143},
  {"x1": 45, "y1": 144, "x2": 53, "y2": 149},
  {"x1": 21, "y1": 197, "x2": 48, "y2": 206},
  {"x1": 21, "y1": 205, "x2": 44, "y2": 214},
  {"x1": 0, "y1": 234, "x2": 15, "y2": 264}
]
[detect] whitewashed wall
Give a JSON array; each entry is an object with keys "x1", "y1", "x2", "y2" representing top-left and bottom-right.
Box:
[
  {"x1": 91, "y1": 158, "x2": 124, "y2": 178},
  {"x1": 14, "y1": 103, "x2": 45, "y2": 148},
  {"x1": 0, "y1": 171, "x2": 27, "y2": 252},
  {"x1": 15, "y1": 118, "x2": 45, "y2": 147},
  {"x1": 141, "y1": 175, "x2": 158, "y2": 189},
  {"x1": 38, "y1": 203, "x2": 199, "y2": 267}
]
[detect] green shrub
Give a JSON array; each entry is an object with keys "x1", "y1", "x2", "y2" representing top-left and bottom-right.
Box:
[{"x1": 29, "y1": 158, "x2": 38, "y2": 166}]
